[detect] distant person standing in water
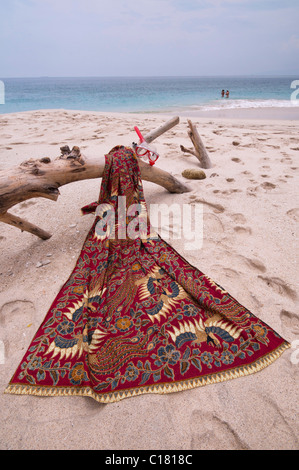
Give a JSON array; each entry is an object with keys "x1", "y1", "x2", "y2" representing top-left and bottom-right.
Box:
[
  {"x1": 226, "y1": 90, "x2": 230, "y2": 98},
  {"x1": 221, "y1": 89, "x2": 225, "y2": 97}
]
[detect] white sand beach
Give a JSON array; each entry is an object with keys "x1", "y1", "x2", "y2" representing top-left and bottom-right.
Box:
[{"x1": 0, "y1": 108, "x2": 298, "y2": 450}]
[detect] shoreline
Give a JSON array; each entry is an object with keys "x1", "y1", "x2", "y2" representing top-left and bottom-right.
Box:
[
  {"x1": 175, "y1": 105, "x2": 299, "y2": 121},
  {"x1": 1, "y1": 105, "x2": 299, "y2": 121}
]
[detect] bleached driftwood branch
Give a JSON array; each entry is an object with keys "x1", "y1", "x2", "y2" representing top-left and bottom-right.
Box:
[
  {"x1": 0, "y1": 117, "x2": 189, "y2": 240},
  {"x1": 180, "y1": 120, "x2": 212, "y2": 169},
  {"x1": 143, "y1": 116, "x2": 179, "y2": 143}
]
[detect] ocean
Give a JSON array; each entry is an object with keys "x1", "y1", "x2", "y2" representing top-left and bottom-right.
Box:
[{"x1": 0, "y1": 76, "x2": 298, "y2": 115}]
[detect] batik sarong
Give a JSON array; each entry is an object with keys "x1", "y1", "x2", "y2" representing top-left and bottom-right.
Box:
[{"x1": 5, "y1": 146, "x2": 290, "y2": 403}]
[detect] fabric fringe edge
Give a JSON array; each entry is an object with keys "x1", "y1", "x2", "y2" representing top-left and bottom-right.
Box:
[{"x1": 4, "y1": 341, "x2": 290, "y2": 404}]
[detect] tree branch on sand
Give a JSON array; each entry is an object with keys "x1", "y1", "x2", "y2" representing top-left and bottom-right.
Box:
[
  {"x1": 0, "y1": 116, "x2": 190, "y2": 240},
  {"x1": 180, "y1": 120, "x2": 212, "y2": 169}
]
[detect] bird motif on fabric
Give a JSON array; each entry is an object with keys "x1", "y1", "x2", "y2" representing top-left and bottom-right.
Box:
[
  {"x1": 46, "y1": 324, "x2": 108, "y2": 360},
  {"x1": 135, "y1": 265, "x2": 189, "y2": 322},
  {"x1": 135, "y1": 265, "x2": 164, "y2": 299},
  {"x1": 45, "y1": 286, "x2": 108, "y2": 360},
  {"x1": 63, "y1": 286, "x2": 107, "y2": 321},
  {"x1": 167, "y1": 314, "x2": 242, "y2": 348}
]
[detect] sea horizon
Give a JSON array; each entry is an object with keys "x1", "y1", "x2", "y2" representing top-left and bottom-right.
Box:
[{"x1": 1, "y1": 75, "x2": 299, "y2": 118}]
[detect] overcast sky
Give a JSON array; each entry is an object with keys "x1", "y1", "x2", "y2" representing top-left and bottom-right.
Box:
[{"x1": 0, "y1": 0, "x2": 299, "y2": 77}]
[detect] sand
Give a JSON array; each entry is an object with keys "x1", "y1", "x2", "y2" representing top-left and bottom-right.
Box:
[{"x1": 0, "y1": 108, "x2": 298, "y2": 450}]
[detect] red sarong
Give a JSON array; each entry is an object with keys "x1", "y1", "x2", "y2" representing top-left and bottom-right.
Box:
[{"x1": 5, "y1": 146, "x2": 290, "y2": 403}]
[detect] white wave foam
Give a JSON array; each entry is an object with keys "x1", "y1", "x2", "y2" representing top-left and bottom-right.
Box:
[{"x1": 199, "y1": 99, "x2": 299, "y2": 111}]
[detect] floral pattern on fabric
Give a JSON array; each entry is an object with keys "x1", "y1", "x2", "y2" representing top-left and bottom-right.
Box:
[{"x1": 5, "y1": 146, "x2": 290, "y2": 403}]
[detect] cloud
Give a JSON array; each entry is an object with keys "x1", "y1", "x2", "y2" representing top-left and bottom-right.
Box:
[{"x1": 0, "y1": 0, "x2": 299, "y2": 76}]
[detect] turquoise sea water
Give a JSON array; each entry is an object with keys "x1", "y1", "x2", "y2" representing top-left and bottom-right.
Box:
[{"x1": 0, "y1": 76, "x2": 298, "y2": 115}]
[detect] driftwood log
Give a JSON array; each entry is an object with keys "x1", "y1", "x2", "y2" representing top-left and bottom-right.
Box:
[
  {"x1": 0, "y1": 117, "x2": 190, "y2": 240},
  {"x1": 180, "y1": 120, "x2": 212, "y2": 169},
  {"x1": 142, "y1": 116, "x2": 179, "y2": 143}
]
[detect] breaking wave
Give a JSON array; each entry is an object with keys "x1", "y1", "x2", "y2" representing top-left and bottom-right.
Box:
[{"x1": 199, "y1": 99, "x2": 299, "y2": 111}]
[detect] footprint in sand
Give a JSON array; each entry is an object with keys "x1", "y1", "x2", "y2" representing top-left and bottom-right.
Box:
[
  {"x1": 238, "y1": 255, "x2": 266, "y2": 273},
  {"x1": 260, "y1": 182, "x2": 276, "y2": 190},
  {"x1": 280, "y1": 310, "x2": 299, "y2": 335},
  {"x1": 266, "y1": 144, "x2": 280, "y2": 149},
  {"x1": 203, "y1": 213, "x2": 224, "y2": 234},
  {"x1": 0, "y1": 300, "x2": 36, "y2": 360},
  {"x1": 190, "y1": 410, "x2": 248, "y2": 450},
  {"x1": 283, "y1": 175, "x2": 293, "y2": 179},
  {"x1": 18, "y1": 200, "x2": 38, "y2": 211},
  {"x1": 0, "y1": 300, "x2": 35, "y2": 328},
  {"x1": 230, "y1": 188, "x2": 242, "y2": 194},
  {"x1": 247, "y1": 393, "x2": 298, "y2": 449},
  {"x1": 286, "y1": 208, "x2": 299, "y2": 221},
  {"x1": 258, "y1": 276, "x2": 297, "y2": 300},
  {"x1": 212, "y1": 130, "x2": 223, "y2": 135},
  {"x1": 233, "y1": 226, "x2": 252, "y2": 235},
  {"x1": 246, "y1": 186, "x2": 259, "y2": 197},
  {"x1": 192, "y1": 197, "x2": 225, "y2": 214},
  {"x1": 231, "y1": 213, "x2": 247, "y2": 224},
  {"x1": 222, "y1": 267, "x2": 240, "y2": 279},
  {"x1": 213, "y1": 189, "x2": 242, "y2": 195}
]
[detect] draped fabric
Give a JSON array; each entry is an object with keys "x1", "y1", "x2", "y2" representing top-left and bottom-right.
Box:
[{"x1": 5, "y1": 146, "x2": 290, "y2": 403}]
